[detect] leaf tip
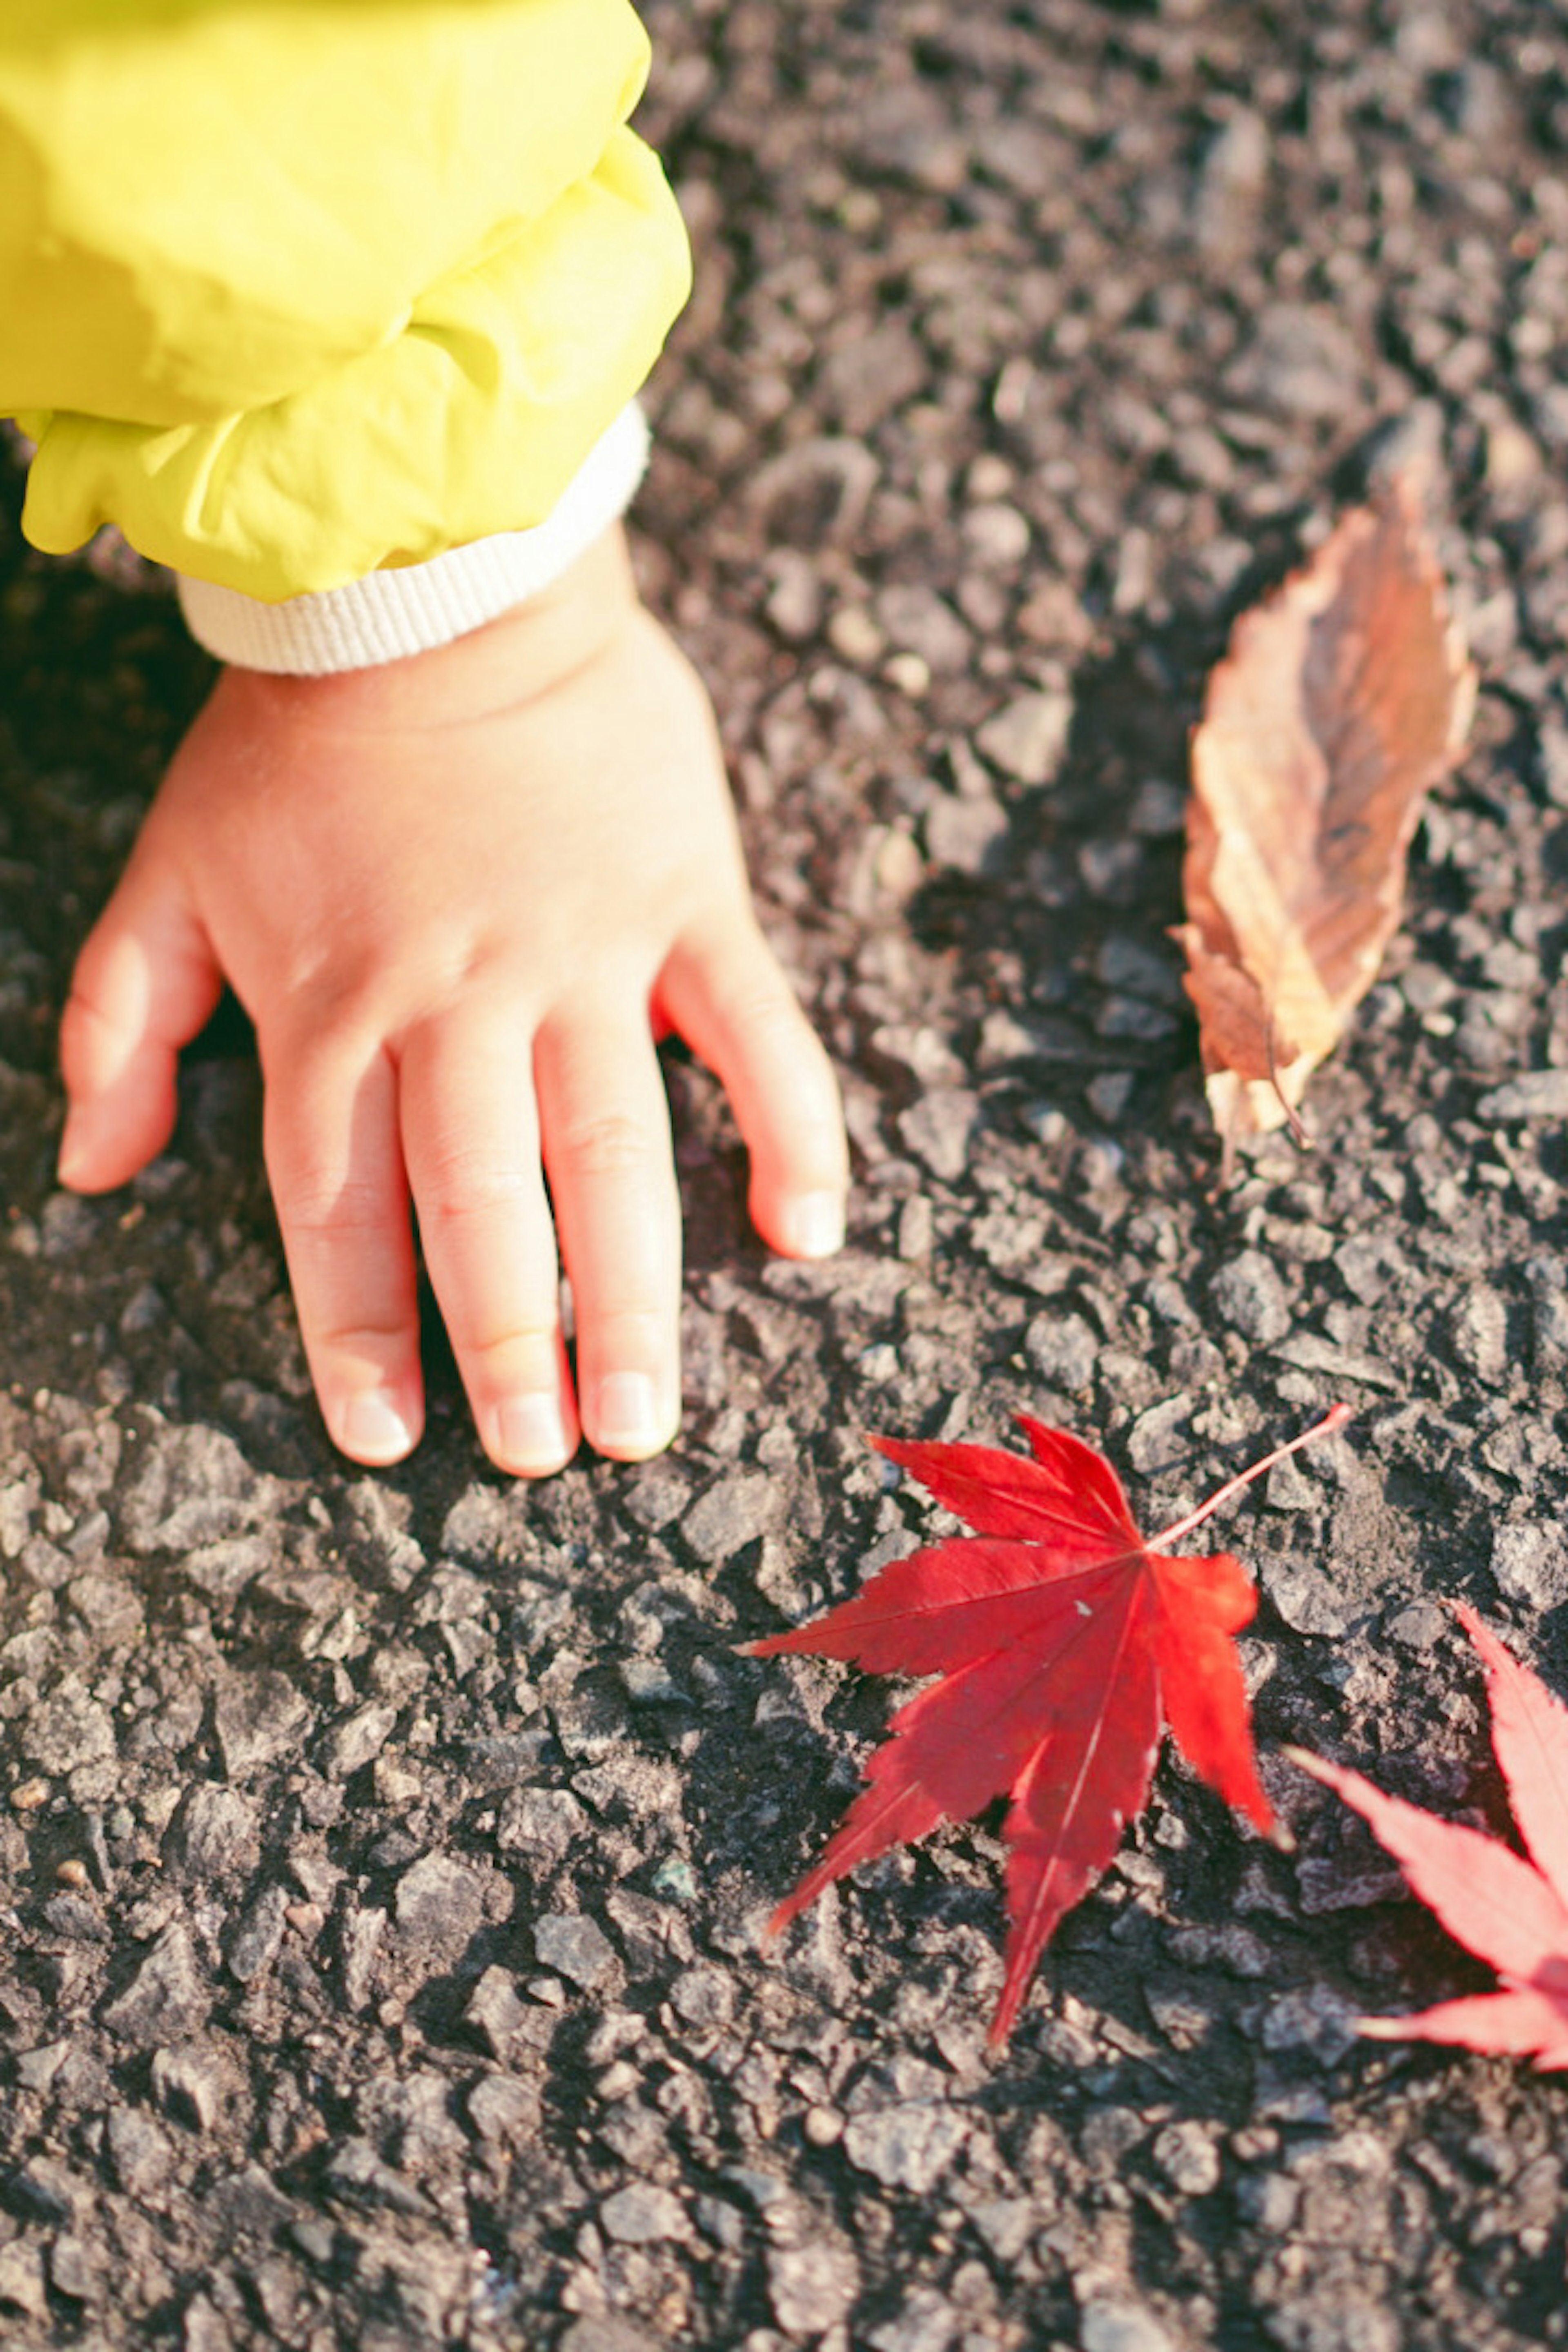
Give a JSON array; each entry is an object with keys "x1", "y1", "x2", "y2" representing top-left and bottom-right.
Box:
[{"x1": 760, "y1": 1900, "x2": 794, "y2": 1945}]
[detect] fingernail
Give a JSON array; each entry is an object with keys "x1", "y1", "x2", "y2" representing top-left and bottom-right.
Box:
[
  {"x1": 780, "y1": 1190, "x2": 845, "y2": 1258},
  {"x1": 497, "y1": 1393, "x2": 570, "y2": 1473},
  {"x1": 592, "y1": 1371, "x2": 664, "y2": 1452},
  {"x1": 56, "y1": 1111, "x2": 89, "y2": 1189},
  {"x1": 339, "y1": 1392, "x2": 416, "y2": 1463}
]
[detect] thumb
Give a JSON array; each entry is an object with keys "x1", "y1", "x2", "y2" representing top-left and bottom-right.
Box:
[{"x1": 57, "y1": 849, "x2": 223, "y2": 1193}]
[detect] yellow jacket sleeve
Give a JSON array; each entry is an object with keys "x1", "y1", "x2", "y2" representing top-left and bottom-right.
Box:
[{"x1": 0, "y1": 0, "x2": 691, "y2": 600}]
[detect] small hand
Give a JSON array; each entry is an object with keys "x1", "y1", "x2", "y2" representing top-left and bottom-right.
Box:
[{"x1": 58, "y1": 527, "x2": 847, "y2": 1473}]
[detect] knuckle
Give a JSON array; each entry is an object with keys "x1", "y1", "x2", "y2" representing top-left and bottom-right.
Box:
[
  {"x1": 312, "y1": 1316, "x2": 412, "y2": 1356},
  {"x1": 267, "y1": 1158, "x2": 394, "y2": 1243},
  {"x1": 555, "y1": 1111, "x2": 660, "y2": 1181},
  {"x1": 456, "y1": 1319, "x2": 560, "y2": 1366},
  {"x1": 415, "y1": 1149, "x2": 537, "y2": 1233}
]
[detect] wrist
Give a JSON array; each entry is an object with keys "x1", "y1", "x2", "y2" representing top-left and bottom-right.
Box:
[
  {"x1": 220, "y1": 525, "x2": 642, "y2": 729},
  {"x1": 175, "y1": 401, "x2": 650, "y2": 677}
]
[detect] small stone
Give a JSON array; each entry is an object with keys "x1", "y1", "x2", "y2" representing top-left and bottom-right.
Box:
[
  {"x1": 8, "y1": 2156, "x2": 84, "y2": 2227},
  {"x1": 227, "y1": 1884, "x2": 290, "y2": 1984},
  {"x1": 620, "y1": 1656, "x2": 683, "y2": 1704},
  {"x1": 496, "y1": 1786, "x2": 588, "y2": 1865},
  {"x1": 1264, "y1": 1452, "x2": 1316, "y2": 1512},
  {"x1": 118, "y1": 1423, "x2": 280, "y2": 1555},
  {"x1": 323, "y1": 2136, "x2": 428, "y2": 2216},
  {"x1": 876, "y1": 583, "x2": 970, "y2": 673},
  {"x1": 151, "y1": 2042, "x2": 232, "y2": 2132},
  {"x1": 1485, "y1": 416, "x2": 1540, "y2": 490},
  {"x1": 0, "y1": 2241, "x2": 47, "y2": 2319},
  {"x1": 1128, "y1": 778, "x2": 1186, "y2": 836},
  {"x1": 1024, "y1": 1313, "x2": 1099, "y2": 1390},
  {"x1": 669, "y1": 1963, "x2": 735, "y2": 2029},
  {"x1": 465, "y1": 1967, "x2": 534, "y2": 2057},
  {"x1": 48, "y1": 2234, "x2": 102, "y2": 2304},
  {"x1": 560, "y1": 2321, "x2": 666, "y2": 2352},
  {"x1": 924, "y1": 791, "x2": 1009, "y2": 874},
  {"x1": 340, "y1": 1907, "x2": 386, "y2": 2011},
  {"x1": 867, "y1": 2286, "x2": 964, "y2": 2352},
  {"x1": 1087, "y1": 1072, "x2": 1136, "y2": 1122},
  {"x1": 394, "y1": 1854, "x2": 491, "y2": 1958},
  {"x1": 599, "y1": 2184, "x2": 688, "y2": 2244},
  {"x1": 1332, "y1": 1235, "x2": 1403, "y2": 1306},
  {"x1": 324, "y1": 1700, "x2": 400, "y2": 1780},
  {"x1": 1210, "y1": 1252, "x2": 1292, "y2": 1344},
  {"x1": 1449, "y1": 1287, "x2": 1508, "y2": 1385},
  {"x1": 14, "y1": 2043, "x2": 69, "y2": 2094},
  {"x1": 207, "y1": 2163, "x2": 296, "y2": 2245},
  {"x1": 1492, "y1": 1523, "x2": 1568, "y2": 1609},
  {"x1": 163, "y1": 1784, "x2": 261, "y2": 1880},
  {"x1": 762, "y1": 552, "x2": 822, "y2": 641},
  {"x1": 1151, "y1": 2118, "x2": 1223, "y2": 2195},
  {"x1": 106, "y1": 2105, "x2": 175, "y2": 2197},
  {"x1": 1127, "y1": 1394, "x2": 1194, "y2": 1475},
  {"x1": 65, "y1": 1572, "x2": 143, "y2": 1646},
  {"x1": 1256, "y1": 1985, "x2": 1360, "y2": 2064},
  {"x1": 1476, "y1": 1067, "x2": 1568, "y2": 1122},
  {"x1": 1386, "y1": 1601, "x2": 1447, "y2": 1649},
  {"x1": 683, "y1": 1473, "x2": 778, "y2": 1564},
  {"x1": 1190, "y1": 108, "x2": 1269, "y2": 254},
  {"x1": 842, "y1": 2102, "x2": 968, "y2": 2195},
  {"x1": 962, "y1": 501, "x2": 1031, "y2": 565},
  {"x1": 102, "y1": 1925, "x2": 210, "y2": 2048},
  {"x1": 819, "y1": 320, "x2": 926, "y2": 434},
  {"x1": 976, "y1": 690, "x2": 1073, "y2": 784},
  {"x1": 214, "y1": 1671, "x2": 313, "y2": 1779},
  {"x1": 1079, "y1": 2301, "x2": 1176, "y2": 2352},
  {"x1": 827, "y1": 604, "x2": 884, "y2": 665},
  {"x1": 468, "y1": 2073, "x2": 542, "y2": 2144},
  {"x1": 964, "y1": 2197, "x2": 1036, "y2": 2262},
  {"x1": 899, "y1": 1090, "x2": 981, "y2": 1182},
  {"x1": 22, "y1": 1677, "x2": 115, "y2": 1773},
  {"x1": 534, "y1": 1911, "x2": 617, "y2": 1990},
  {"x1": 1236, "y1": 2171, "x2": 1302, "y2": 2232},
  {"x1": 1228, "y1": 303, "x2": 1363, "y2": 419},
  {"x1": 767, "y1": 2241, "x2": 859, "y2": 2336},
  {"x1": 1262, "y1": 1555, "x2": 1360, "y2": 1639}
]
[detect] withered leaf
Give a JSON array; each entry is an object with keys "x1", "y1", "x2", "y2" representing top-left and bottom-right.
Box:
[{"x1": 1176, "y1": 468, "x2": 1475, "y2": 1164}]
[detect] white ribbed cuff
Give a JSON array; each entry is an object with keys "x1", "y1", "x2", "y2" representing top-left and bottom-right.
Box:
[{"x1": 175, "y1": 403, "x2": 650, "y2": 675}]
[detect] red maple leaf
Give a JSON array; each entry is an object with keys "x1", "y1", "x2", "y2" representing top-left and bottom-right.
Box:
[
  {"x1": 1290, "y1": 1606, "x2": 1568, "y2": 2070},
  {"x1": 748, "y1": 1406, "x2": 1348, "y2": 2046}
]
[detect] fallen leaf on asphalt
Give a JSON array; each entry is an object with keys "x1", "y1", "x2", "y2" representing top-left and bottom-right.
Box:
[
  {"x1": 749, "y1": 1406, "x2": 1348, "y2": 2047},
  {"x1": 1176, "y1": 468, "x2": 1475, "y2": 1171},
  {"x1": 1290, "y1": 1605, "x2": 1568, "y2": 2069}
]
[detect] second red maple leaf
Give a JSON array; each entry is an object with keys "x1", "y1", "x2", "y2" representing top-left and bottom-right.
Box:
[{"x1": 750, "y1": 1406, "x2": 1347, "y2": 2045}]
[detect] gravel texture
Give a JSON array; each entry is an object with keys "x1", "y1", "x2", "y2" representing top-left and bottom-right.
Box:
[{"x1": 3, "y1": 2, "x2": 1568, "y2": 2346}]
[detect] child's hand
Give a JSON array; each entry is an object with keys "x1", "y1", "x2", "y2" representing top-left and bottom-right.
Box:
[{"x1": 57, "y1": 527, "x2": 847, "y2": 1474}]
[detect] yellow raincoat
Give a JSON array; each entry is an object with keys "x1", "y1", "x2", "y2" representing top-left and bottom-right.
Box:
[{"x1": 0, "y1": 0, "x2": 690, "y2": 600}]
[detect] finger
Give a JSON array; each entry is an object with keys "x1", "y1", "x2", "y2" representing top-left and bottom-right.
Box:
[
  {"x1": 535, "y1": 1004, "x2": 682, "y2": 1461},
  {"x1": 658, "y1": 915, "x2": 848, "y2": 1258},
  {"x1": 399, "y1": 1011, "x2": 578, "y2": 1479},
  {"x1": 58, "y1": 853, "x2": 223, "y2": 1192},
  {"x1": 262, "y1": 1036, "x2": 423, "y2": 1466}
]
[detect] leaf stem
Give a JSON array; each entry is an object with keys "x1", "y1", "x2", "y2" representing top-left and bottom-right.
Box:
[{"x1": 1146, "y1": 1403, "x2": 1352, "y2": 1552}]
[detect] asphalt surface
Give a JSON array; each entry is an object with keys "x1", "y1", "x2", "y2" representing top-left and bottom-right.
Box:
[{"x1": 2, "y1": 2, "x2": 1568, "y2": 2346}]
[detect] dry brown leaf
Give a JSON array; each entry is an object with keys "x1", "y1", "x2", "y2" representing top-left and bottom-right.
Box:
[{"x1": 1176, "y1": 468, "x2": 1475, "y2": 1167}]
